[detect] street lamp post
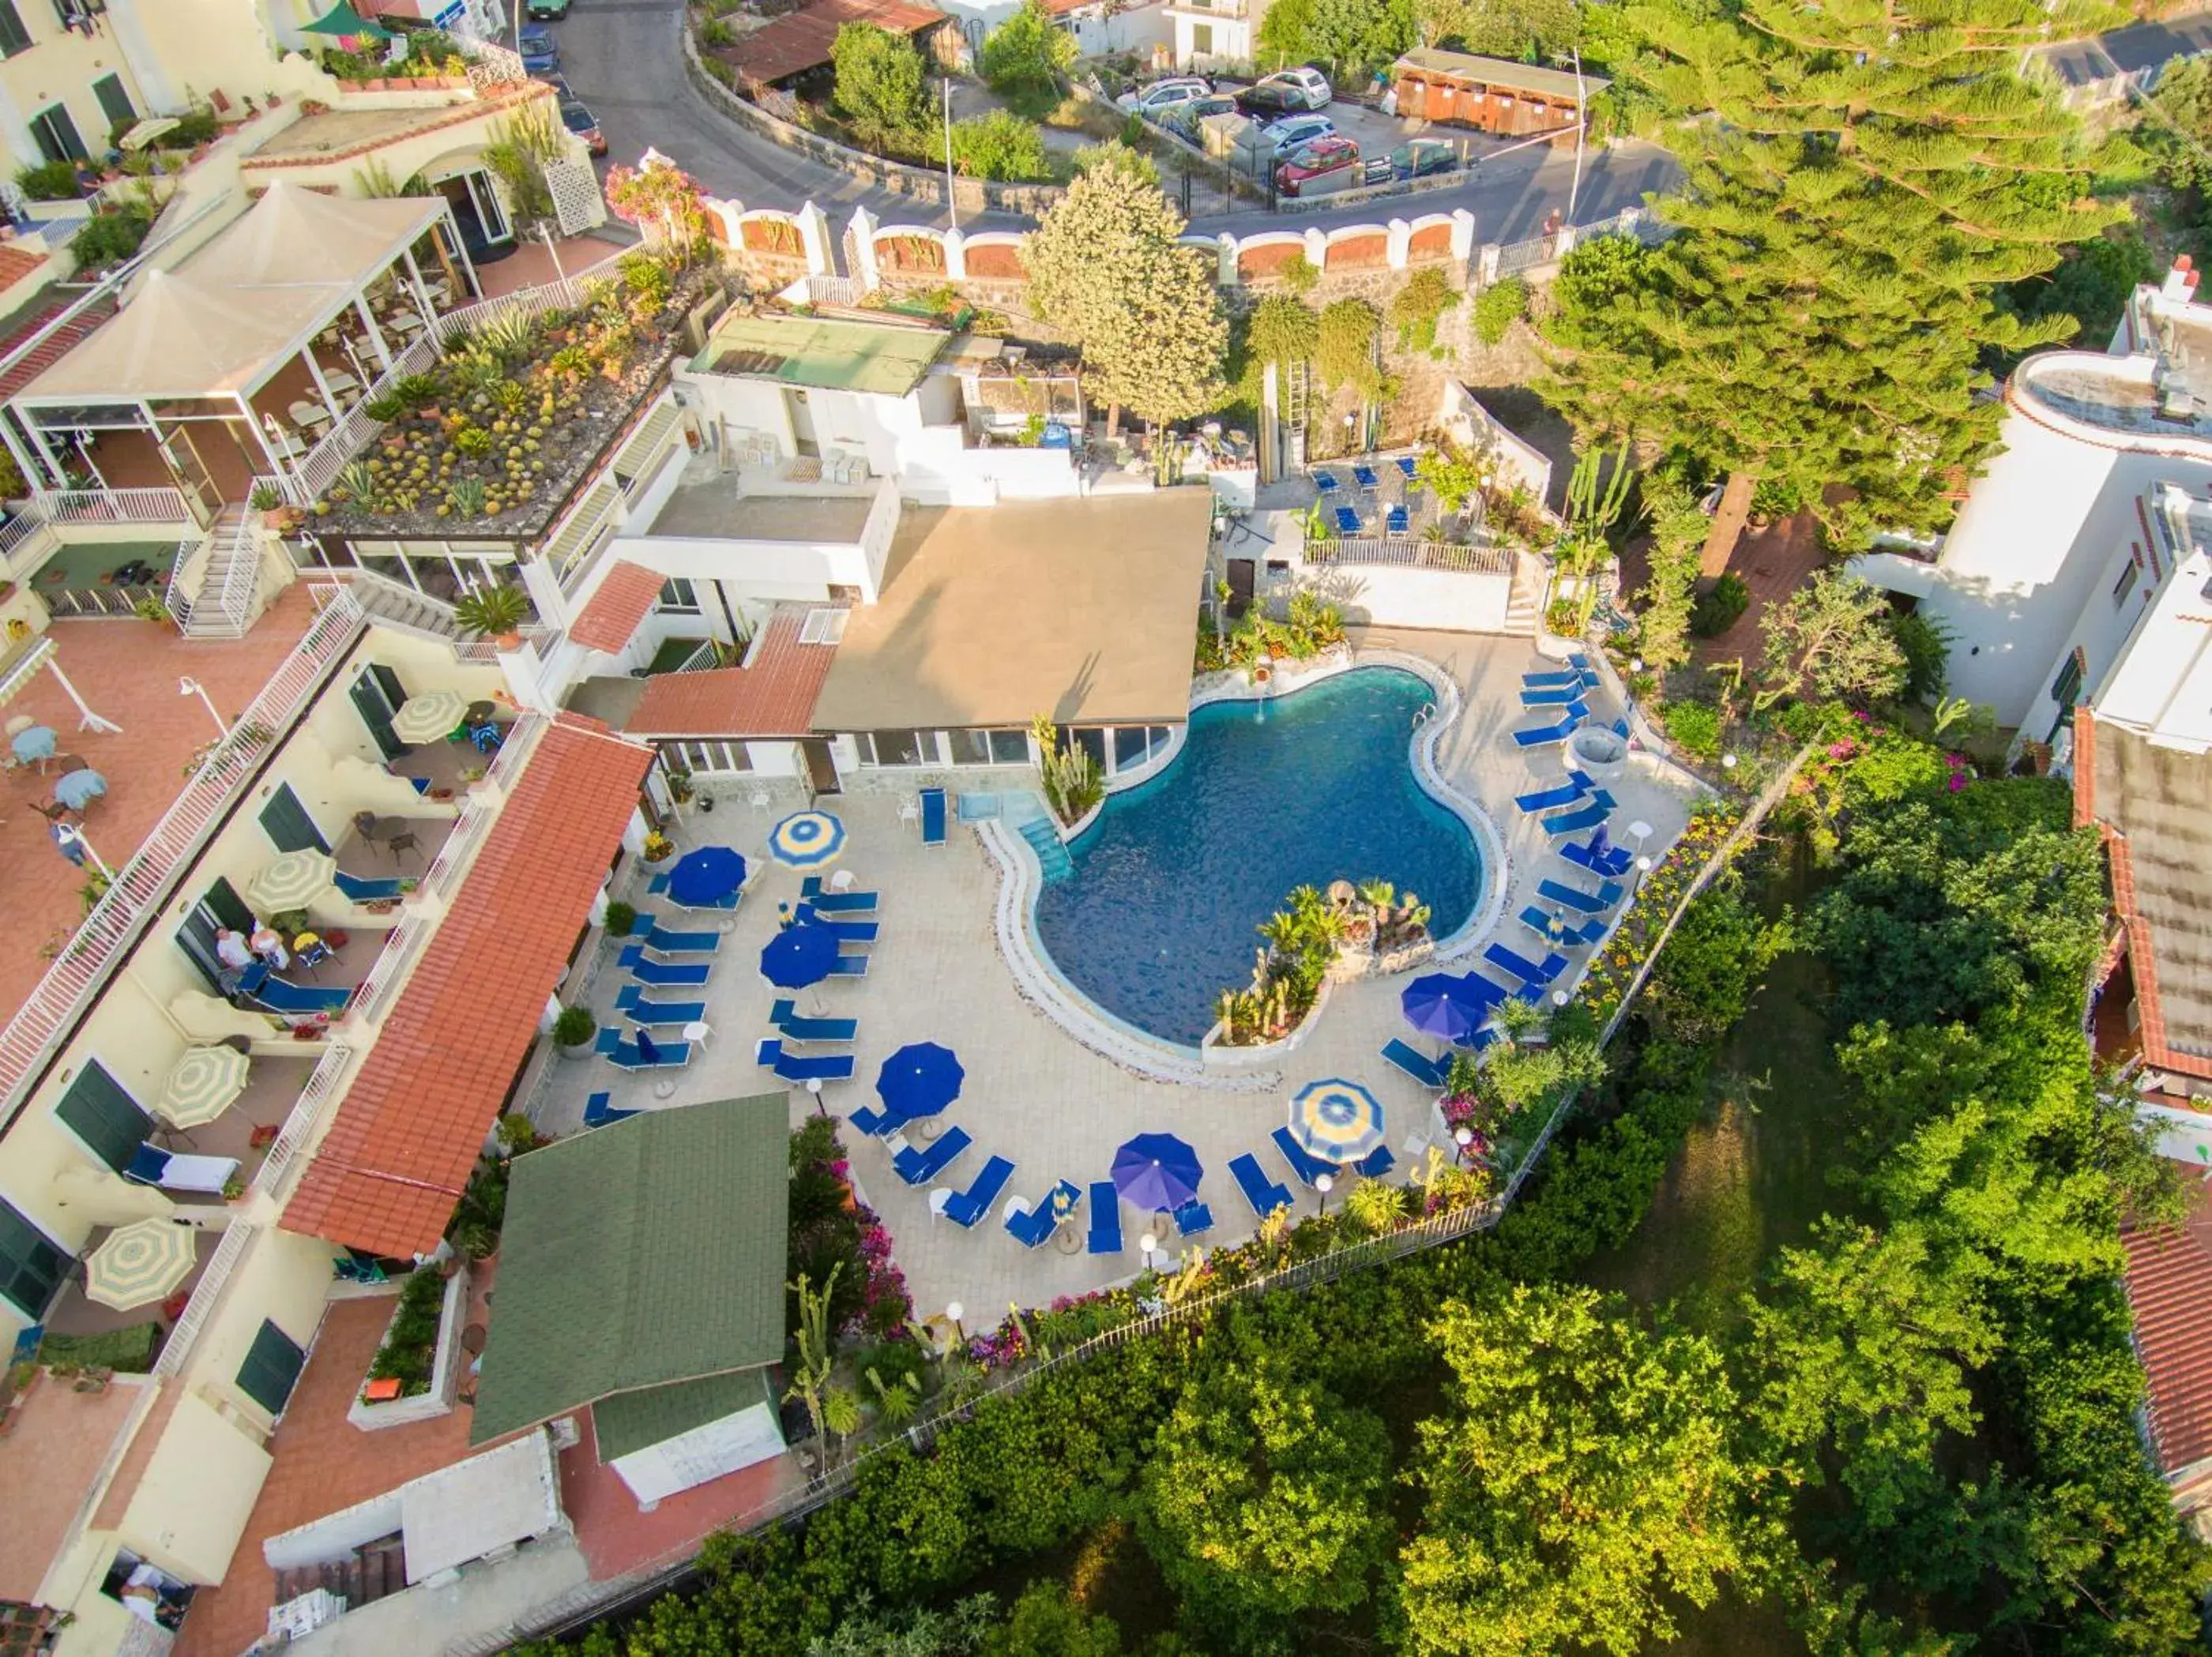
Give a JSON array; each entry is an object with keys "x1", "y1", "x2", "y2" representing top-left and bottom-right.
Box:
[
  {"x1": 54, "y1": 822, "x2": 111, "y2": 881},
  {"x1": 945, "y1": 1301, "x2": 965, "y2": 1346},
  {"x1": 1315, "y1": 1172, "x2": 1334, "y2": 1216},
  {"x1": 1453, "y1": 1125, "x2": 1474, "y2": 1167},
  {"x1": 1632, "y1": 854, "x2": 1653, "y2": 900},
  {"x1": 179, "y1": 676, "x2": 227, "y2": 740},
  {"x1": 1138, "y1": 1231, "x2": 1158, "y2": 1271}
]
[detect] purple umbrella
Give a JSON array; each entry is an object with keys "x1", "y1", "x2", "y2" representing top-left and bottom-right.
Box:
[
  {"x1": 1401, "y1": 972, "x2": 1495, "y2": 1045},
  {"x1": 1112, "y1": 1133, "x2": 1202, "y2": 1212}
]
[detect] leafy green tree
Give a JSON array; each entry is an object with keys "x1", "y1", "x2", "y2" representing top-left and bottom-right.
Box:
[
  {"x1": 950, "y1": 112, "x2": 1050, "y2": 182},
  {"x1": 1315, "y1": 296, "x2": 1385, "y2": 400},
  {"x1": 1415, "y1": 0, "x2": 1578, "y2": 58},
  {"x1": 1757, "y1": 570, "x2": 1909, "y2": 709},
  {"x1": 1027, "y1": 167, "x2": 1226, "y2": 444},
  {"x1": 1140, "y1": 1366, "x2": 1392, "y2": 1640},
  {"x1": 1072, "y1": 140, "x2": 1157, "y2": 187},
  {"x1": 981, "y1": 1584, "x2": 1122, "y2": 1657},
  {"x1": 1639, "y1": 877, "x2": 1786, "y2": 1043},
  {"x1": 980, "y1": 0, "x2": 1075, "y2": 101},
  {"x1": 832, "y1": 23, "x2": 929, "y2": 148},
  {"x1": 1260, "y1": 0, "x2": 1413, "y2": 70},
  {"x1": 1538, "y1": 0, "x2": 2119, "y2": 549},
  {"x1": 1399, "y1": 1285, "x2": 1759, "y2": 1655},
  {"x1": 1247, "y1": 294, "x2": 1318, "y2": 374},
  {"x1": 1999, "y1": 230, "x2": 2158, "y2": 353},
  {"x1": 1631, "y1": 471, "x2": 1708, "y2": 674}
]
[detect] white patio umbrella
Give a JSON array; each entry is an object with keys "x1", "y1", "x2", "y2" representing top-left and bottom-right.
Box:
[
  {"x1": 392, "y1": 689, "x2": 468, "y2": 745},
  {"x1": 246, "y1": 848, "x2": 336, "y2": 911},
  {"x1": 156, "y1": 1046, "x2": 250, "y2": 1130},
  {"x1": 84, "y1": 1219, "x2": 198, "y2": 1310}
]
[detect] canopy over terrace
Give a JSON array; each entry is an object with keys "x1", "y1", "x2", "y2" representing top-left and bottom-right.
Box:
[{"x1": 0, "y1": 185, "x2": 470, "y2": 509}]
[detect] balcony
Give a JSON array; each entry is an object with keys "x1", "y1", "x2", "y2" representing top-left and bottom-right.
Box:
[{"x1": 1168, "y1": 0, "x2": 1247, "y2": 14}]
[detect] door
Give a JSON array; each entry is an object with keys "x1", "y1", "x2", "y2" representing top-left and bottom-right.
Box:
[
  {"x1": 802, "y1": 738, "x2": 841, "y2": 796},
  {"x1": 1225, "y1": 557, "x2": 1255, "y2": 618},
  {"x1": 29, "y1": 103, "x2": 85, "y2": 163},
  {"x1": 350, "y1": 664, "x2": 407, "y2": 760},
  {"x1": 175, "y1": 876, "x2": 256, "y2": 990},
  {"x1": 91, "y1": 73, "x2": 134, "y2": 133},
  {"x1": 784, "y1": 389, "x2": 818, "y2": 457},
  {"x1": 259, "y1": 783, "x2": 329, "y2": 854},
  {"x1": 156, "y1": 424, "x2": 220, "y2": 526}
]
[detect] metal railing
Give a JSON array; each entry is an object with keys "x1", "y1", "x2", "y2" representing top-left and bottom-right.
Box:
[
  {"x1": 0, "y1": 591, "x2": 367, "y2": 1123},
  {"x1": 163, "y1": 533, "x2": 204, "y2": 633},
  {"x1": 350, "y1": 915, "x2": 426, "y2": 1030},
  {"x1": 0, "y1": 637, "x2": 52, "y2": 704},
  {"x1": 0, "y1": 487, "x2": 193, "y2": 565},
  {"x1": 1306, "y1": 535, "x2": 1514, "y2": 574},
  {"x1": 151, "y1": 1219, "x2": 257, "y2": 1378},
  {"x1": 252, "y1": 1041, "x2": 355, "y2": 1201}
]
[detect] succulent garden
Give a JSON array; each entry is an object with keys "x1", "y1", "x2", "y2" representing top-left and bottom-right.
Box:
[
  {"x1": 1213, "y1": 880, "x2": 1433, "y2": 1046},
  {"x1": 310, "y1": 250, "x2": 714, "y2": 537}
]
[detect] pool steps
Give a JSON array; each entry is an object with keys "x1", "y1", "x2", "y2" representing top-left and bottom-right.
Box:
[{"x1": 1017, "y1": 815, "x2": 1074, "y2": 881}]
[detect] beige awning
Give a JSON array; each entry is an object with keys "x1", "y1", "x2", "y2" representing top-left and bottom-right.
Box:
[{"x1": 183, "y1": 182, "x2": 446, "y2": 292}]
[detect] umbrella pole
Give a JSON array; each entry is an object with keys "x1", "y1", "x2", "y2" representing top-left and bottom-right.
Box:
[{"x1": 48, "y1": 659, "x2": 122, "y2": 735}]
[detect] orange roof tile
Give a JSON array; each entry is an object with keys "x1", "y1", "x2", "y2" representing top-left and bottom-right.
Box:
[
  {"x1": 625, "y1": 604, "x2": 839, "y2": 738},
  {"x1": 0, "y1": 297, "x2": 112, "y2": 402},
  {"x1": 2125, "y1": 1170, "x2": 2212, "y2": 1479},
  {"x1": 713, "y1": 0, "x2": 944, "y2": 84},
  {"x1": 570, "y1": 561, "x2": 666, "y2": 656},
  {"x1": 282, "y1": 716, "x2": 653, "y2": 1259},
  {"x1": 0, "y1": 242, "x2": 48, "y2": 295}
]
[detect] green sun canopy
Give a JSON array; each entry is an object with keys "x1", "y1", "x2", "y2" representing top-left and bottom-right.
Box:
[{"x1": 299, "y1": 2, "x2": 391, "y2": 39}]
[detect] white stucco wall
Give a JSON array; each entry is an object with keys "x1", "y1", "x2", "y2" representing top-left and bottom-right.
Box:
[{"x1": 1320, "y1": 564, "x2": 1512, "y2": 632}]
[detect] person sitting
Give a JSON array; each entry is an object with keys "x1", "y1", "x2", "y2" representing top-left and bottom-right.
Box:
[{"x1": 214, "y1": 927, "x2": 254, "y2": 973}]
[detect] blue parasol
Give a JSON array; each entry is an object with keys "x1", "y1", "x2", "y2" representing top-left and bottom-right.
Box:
[
  {"x1": 667, "y1": 845, "x2": 747, "y2": 907},
  {"x1": 53, "y1": 769, "x2": 105, "y2": 810},
  {"x1": 759, "y1": 921, "x2": 841, "y2": 989},
  {"x1": 1401, "y1": 971, "x2": 1495, "y2": 1045},
  {"x1": 876, "y1": 1042, "x2": 964, "y2": 1120},
  {"x1": 10, "y1": 724, "x2": 55, "y2": 763},
  {"x1": 768, "y1": 810, "x2": 847, "y2": 869},
  {"x1": 1111, "y1": 1133, "x2": 1202, "y2": 1212}
]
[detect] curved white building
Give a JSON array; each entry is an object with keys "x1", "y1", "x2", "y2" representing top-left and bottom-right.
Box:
[{"x1": 1854, "y1": 261, "x2": 2212, "y2": 755}]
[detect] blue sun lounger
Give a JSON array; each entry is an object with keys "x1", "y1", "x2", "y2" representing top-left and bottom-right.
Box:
[
  {"x1": 1562, "y1": 836, "x2": 1635, "y2": 878},
  {"x1": 1172, "y1": 1198, "x2": 1214, "y2": 1238},
  {"x1": 333, "y1": 869, "x2": 406, "y2": 903},
  {"x1": 1333, "y1": 505, "x2": 1361, "y2": 535},
  {"x1": 620, "y1": 947, "x2": 710, "y2": 987},
  {"x1": 615, "y1": 984, "x2": 706, "y2": 1027},
  {"x1": 1522, "y1": 667, "x2": 1585, "y2": 689},
  {"x1": 829, "y1": 953, "x2": 871, "y2": 978},
  {"x1": 1315, "y1": 470, "x2": 1340, "y2": 494},
  {"x1": 1271, "y1": 1125, "x2": 1336, "y2": 1188},
  {"x1": 596, "y1": 1030, "x2": 692, "y2": 1070},
  {"x1": 800, "y1": 877, "x2": 878, "y2": 913},
  {"x1": 583, "y1": 1092, "x2": 641, "y2": 1129},
  {"x1": 1520, "y1": 904, "x2": 1604, "y2": 948},
  {"x1": 1356, "y1": 1145, "x2": 1395, "y2": 1179},
  {"x1": 1514, "y1": 772, "x2": 1593, "y2": 813},
  {"x1": 944, "y1": 1155, "x2": 1016, "y2": 1227},
  {"x1": 1382, "y1": 1038, "x2": 1451, "y2": 1088},
  {"x1": 893, "y1": 1125, "x2": 971, "y2": 1185},
  {"x1": 1512, "y1": 703, "x2": 1588, "y2": 748},
  {"x1": 1543, "y1": 798, "x2": 1613, "y2": 836},
  {"x1": 1386, "y1": 504, "x2": 1409, "y2": 534},
  {"x1": 796, "y1": 904, "x2": 879, "y2": 944},
  {"x1": 848, "y1": 1102, "x2": 903, "y2": 1137},
  {"x1": 1231, "y1": 1152, "x2": 1295, "y2": 1220},
  {"x1": 1538, "y1": 876, "x2": 1624, "y2": 915},
  {"x1": 1396, "y1": 455, "x2": 1417, "y2": 479},
  {"x1": 1521, "y1": 681, "x2": 1589, "y2": 707},
  {"x1": 1007, "y1": 1181, "x2": 1082, "y2": 1248},
  {"x1": 233, "y1": 963, "x2": 352, "y2": 1015},
  {"x1": 1484, "y1": 942, "x2": 1569, "y2": 988},
  {"x1": 1353, "y1": 464, "x2": 1379, "y2": 490},
  {"x1": 1086, "y1": 1181, "x2": 1124, "y2": 1253},
  {"x1": 641, "y1": 923, "x2": 720, "y2": 956},
  {"x1": 920, "y1": 787, "x2": 947, "y2": 847},
  {"x1": 754, "y1": 1039, "x2": 856, "y2": 1083},
  {"x1": 767, "y1": 999, "x2": 857, "y2": 1043}
]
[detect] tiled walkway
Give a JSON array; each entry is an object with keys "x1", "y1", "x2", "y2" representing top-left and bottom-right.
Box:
[
  {"x1": 533, "y1": 632, "x2": 1699, "y2": 1321},
  {"x1": 0, "y1": 584, "x2": 319, "y2": 1016}
]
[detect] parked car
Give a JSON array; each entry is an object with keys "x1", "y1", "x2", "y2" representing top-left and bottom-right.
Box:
[
  {"x1": 1262, "y1": 112, "x2": 1336, "y2": 153},
  {"x1": 1115, "y1": 76, "x2": 1212, "y2": 117},
  {"x1": 1234, "y1": 81, "x2": 1311, "y2": 119},
  {"x1": 560, "y1": 99, "x2": 607, "y2": 157},
  {"x1": 519, "y1": 24, "x2": 560, "y2": 74},
  {"x1": 1275, "y1": 134, "x2": 1360, "y2": 196},
  {"x1": 1261, "y1": 66, "x2": 1333, "y2": 108},
  {"x1": 526, "y1": 0, "x2": 571, "y2": 17},
  {"x1": 1164, "y1": 92, "x2": 1240, "y2": 135},
  {"x1": 1390, "y1": 137, "x2": 1458, "y2": 178}
]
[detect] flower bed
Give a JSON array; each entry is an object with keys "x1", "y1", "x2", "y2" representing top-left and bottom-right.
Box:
[
  {"x1": 1213, "y1": 881, "x2": 1431, "y2": 1046},
  {"x1": 1576, "y1": 801, "x2": 1740, "y2": 1026},
  {"x1": 312, "y1": 251, "x2": 715, "y2": 540},
  {"x1": 788, "y1": 1117, "x2": 912, "y2": 1343}
]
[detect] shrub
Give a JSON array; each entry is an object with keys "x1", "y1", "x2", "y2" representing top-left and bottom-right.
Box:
[
  {"x1": 365, "y1": 1269, "x2": 447, "y2": 1396},
  {"x1": 551, "y1": 1005, "x2": 596, "y2": 1047},
  {"x1": 1688, "y1": 572, "x2": 1750, "y2": 637},
  {"x1": 979, "y1": 0, "x2": 1075, "y2": 100},
  {"x1": 1890, "y1": 607, "x2": 1951, "y2": 704},
  {"x1": 603, "y1": 900, "x2": 637, "y2": 937},
  {"x1": 1390, "y1": 265, "x2": 1458, "y2": 354},
  {"x1": 16, "y1": 160, "x2": 80, "y2": 201},
  {"x1": 1473, "y1": 275, "x2": 1528, "y2": 346},
  {"x1": 831, "y1": 21, "x2": 929, "y2": 149},
  {"x1": 950, "y1": 111, "x2": 1051, "y2": 182},
  {"x1": 1661, "y1": 698, "x2": 1723, "y2": 759},
  {"x1": 70, "y1": 205, "x2": 152, "y2": 270}
]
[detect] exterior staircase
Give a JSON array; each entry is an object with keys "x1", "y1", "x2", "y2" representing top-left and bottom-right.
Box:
[
  {"x1": 174, "y1": 505, "x2": 261, "y2": 641},
  {"x1": 1503, "y1": 550, "x2": 1546, "y2": 637},
  {"x1": 1017, "y1": 815, "x2": 1073, "y2": 881},
  {"x1": 271, "y1": 1535, "x2": 407, "y2": 1615},
  {"x1": 339, "y1": 569, "x2": 464, "y2": 641}
]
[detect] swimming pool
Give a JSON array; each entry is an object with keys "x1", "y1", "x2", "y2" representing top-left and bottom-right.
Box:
[{"x1": 1031, "y1": 667, "x2": 1484, "y2": 1046}]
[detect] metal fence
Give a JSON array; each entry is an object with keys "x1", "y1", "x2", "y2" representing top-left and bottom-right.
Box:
[{"x1": 1307, "y1": 536, "x2": 1514, "y2": 574}]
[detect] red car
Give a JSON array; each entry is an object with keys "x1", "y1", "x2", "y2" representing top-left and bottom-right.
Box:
[
  {"x1": 1274, "y1": 135, "x2": 1360, "y2": 197},
  {"x1": 560, "y1": 100, "x2": 607, "y2": 159}
]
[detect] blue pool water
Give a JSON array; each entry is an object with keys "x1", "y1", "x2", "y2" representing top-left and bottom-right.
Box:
[{"x1": 1032, "y1": 668, "x2": 1483, "y2": 1046}]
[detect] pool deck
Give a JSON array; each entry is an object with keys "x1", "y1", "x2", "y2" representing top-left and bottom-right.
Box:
[{"x1": 525, "y1": 630, "x2": 1702, "y2": 1321}]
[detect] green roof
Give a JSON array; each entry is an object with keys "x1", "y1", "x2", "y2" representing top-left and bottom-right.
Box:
[
  {"x1": 592, "y1": 1370, "x2": 775, "y2": 1463},
  {"x1": 695, "y1": 313, "x2": 950, "y2": 398},
  {"x1": 469, "y1": 1095, "x2": 790, "y2": 1446}
]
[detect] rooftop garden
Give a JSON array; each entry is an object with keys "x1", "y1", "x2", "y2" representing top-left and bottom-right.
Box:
[{"x1": 307, "y1": 247, "x2": 718, "y2": 541}]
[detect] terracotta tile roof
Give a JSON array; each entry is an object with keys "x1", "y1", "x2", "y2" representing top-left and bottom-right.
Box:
[
  {"x1": 0, "y1": 242, "x2": 48, "y2": 295},
  {"x1": 282, "y1": 716, "x2": 653, "y2": 1259},
  {"x1": 711, "y1": 0, "x2": 944, "y2": 85},
  {"x1": 625, "y1": 604, "x2": 839, "y2": 738},
  {"x1": 570, "y1": 560, "x2": 666, "y2": 655},
  {"x1": 0, "y1": 297, "x2": 112, "y2": 403},
  {"x1": 2125, "y1": 1170, "x2": 2212, "y2": 1479}
]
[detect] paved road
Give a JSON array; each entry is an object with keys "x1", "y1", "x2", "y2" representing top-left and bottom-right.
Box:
[{"x1": 554, "y1": 0, "x2": 1680, "y2": 243}]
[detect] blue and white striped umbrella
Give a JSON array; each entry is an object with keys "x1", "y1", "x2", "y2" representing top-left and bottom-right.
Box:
[
  {"x1": 769, "y1": 810, "x2": 846, "y2": 869},
  {"x1": 1289, "y1": 1078, "x2": 1386, "y2": 1164}
]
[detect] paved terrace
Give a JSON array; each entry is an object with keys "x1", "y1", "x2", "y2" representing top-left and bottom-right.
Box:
[
  {"x1": 0, "y1": 584, "x2": 320, "y2": 1016},
  {"x1": 531, "y1": 631, "x2": 1698, "y2": 1320}
]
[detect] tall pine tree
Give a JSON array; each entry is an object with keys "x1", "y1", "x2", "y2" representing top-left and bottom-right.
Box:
[{"x1": 1541, "y1": 0, "x2": 2121, "y2": 558}]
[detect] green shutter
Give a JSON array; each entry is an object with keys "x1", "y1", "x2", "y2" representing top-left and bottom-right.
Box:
[
  {"x1": 91, "y1": 73, "x2": 134, "y2": 130},
  {"x1": 259, "y1": 784, "x2": 328, "y2": 854},
  {"x1": 55, "y1": 1061, "x2": 152, "y2": 1173},
  {"x1": 0, "y1": 5, "x2": 31, "y2": 56},
  {"x1": 0, "y1": 1198, "x2": 65, "y2": 1319},
  {"x1": 237, "y1": 1320, "x2": 307, "y2": 1415}
]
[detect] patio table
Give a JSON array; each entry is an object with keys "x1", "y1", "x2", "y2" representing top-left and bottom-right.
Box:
[
  {"x1": 323, "y1": 371, "x2": 362, "y2": 401},
  {"x1": 386, "y1": 310, "x2": 426, "y2": 338},
  {"x1": 288, "y1": 400, "x2": 332, "y2": 433},
  {"x1": 1053, "y1": 1222, "x2": 1082, "y2": 1256}
]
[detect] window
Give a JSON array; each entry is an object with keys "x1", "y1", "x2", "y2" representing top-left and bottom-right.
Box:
[
  {"x1": 1112, "y1": 727, "x2": 1151, "y2": 772},
  {"x1": 2112, "y1": 556, "x2": 2141, "y2": 609},
  {"x1": 91, "y1": 72, "x2": 134, "y2": 130},
  {"x1": 2050, "y1": 648, "x2": 2086, "y2": 711},
  {"x1": 175, "y1": 877, "x2": 256, "y2": 993},
  {"x1": 799, "y1": 608, "x2": 848, "y2": 645},
  {"x1": 675, "y1": 740, "x2": 751, "y2": 775},
  {"x1": 259, "y1": 783, "x2": 328, "y2": 854},
  {"x1": 862, "y1": 730, "x2": 932, "y2": 767},
  {"x1": 0, "y1": 1199, "x2": 65, "y2": 1319},
  {"x1": 55, "y1": 1061, "x2": 152, "y2": 1174},
  {"x1": 1191, "y1": 21, "x2": 1212, "y2": 52},
  {"x1": 29, "y1": 103, "x2": 85, "y2": 164},
  {"x1": 657, "y1": 577, "x2": 700, "y2": 614},
  {"x1": 1072, "y1": 727, "x2": 1107, "y2": 773},
  {"x1": 0, "y1": 2, "x2": 32, "y2": 56},
  {"x1": 236, "y1": 1320, "x2": 307, "y2": 1416},
  {"x1": 990, "y1": 728, "x2": 1030, "y2": 765}
]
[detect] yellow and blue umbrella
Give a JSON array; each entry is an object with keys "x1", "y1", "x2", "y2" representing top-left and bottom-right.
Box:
[
  {"x1": 1289, "y1": 1078, "x2": 1385, "y2": 1165},
  {"x1": 768, "y1": 810, "x2": 845, "y2": 869},
  {"x1": 84, "y1": 1219, "x2": 198, "y2": 1310}
]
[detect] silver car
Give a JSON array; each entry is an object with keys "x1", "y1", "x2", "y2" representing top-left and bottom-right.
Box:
[{"x1": 1263, "y1": 112, "x2": 1337, "y2": 152}]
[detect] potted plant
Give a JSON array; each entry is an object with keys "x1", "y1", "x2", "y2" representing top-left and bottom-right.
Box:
[
  {"x1": 451, "y1": 584, "x2": 531, "y2": 646},
  {"x1": 604, "y1": 900, "x2": 637, "y2": 937},
  {"x1": 642, "y1": 830, "x2": 675, "y2": 862},
  {"x1": 551, "y1": 1004, "x2": 596, "y2": 1059}
]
